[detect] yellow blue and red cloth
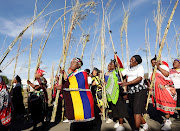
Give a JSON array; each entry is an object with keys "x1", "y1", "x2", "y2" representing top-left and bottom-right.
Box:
[{"x1": 63, "y1": 70, "x2": 94, "y2": 122}]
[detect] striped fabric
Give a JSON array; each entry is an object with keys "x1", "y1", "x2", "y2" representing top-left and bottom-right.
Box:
[{"x1": 63, "y1": 70, "x2": 94, "y2": 122}]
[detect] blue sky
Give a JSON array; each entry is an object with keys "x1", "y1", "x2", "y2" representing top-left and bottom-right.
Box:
[{"x1": 0, "y1": 0, "x2": 180, "y2": 80}]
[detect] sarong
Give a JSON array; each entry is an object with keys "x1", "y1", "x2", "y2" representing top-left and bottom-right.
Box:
[{"x1": 151, "y1": 72, "x2": 177, "y2": 115}]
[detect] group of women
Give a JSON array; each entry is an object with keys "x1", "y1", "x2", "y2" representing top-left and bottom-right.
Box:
[
  {"x1": 54, "y1": 55, "x2": 180, "y2": 131},
  {"x1": 0, "y1": 54, "x2": 180, "y2": 131}
]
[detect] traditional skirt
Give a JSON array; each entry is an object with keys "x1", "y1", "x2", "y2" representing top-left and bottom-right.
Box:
[
  {"x1": 63, "y1": 71, "x2": 95, "y2": 122},
  {"x1": 151, "y1": 72, "x2": 177, "y2": 115}
]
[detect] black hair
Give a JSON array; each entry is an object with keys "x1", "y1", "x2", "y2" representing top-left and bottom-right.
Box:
[
  {"x1": 84, "y1": 69, "x2": 90, "y2": 75},
  {"x1": 15, "y1": 75, "x2": 21, "y2": 84},
  {"x1": 93, "y1": 67, "x2": 100, "y2": 76},
  {"x1": 151, "y1": 55, "x2": 157, "y2": 63},
  {"x1": 132, "y1": 55, "x2": 142, "y2": 64}
]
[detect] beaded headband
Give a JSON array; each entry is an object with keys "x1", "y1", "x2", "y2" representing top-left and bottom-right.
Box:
[{"x1": 72, "y1": 58, "x2": 82, "y2": 66}]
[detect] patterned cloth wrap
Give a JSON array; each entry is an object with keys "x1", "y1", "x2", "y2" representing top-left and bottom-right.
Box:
[
  {"x1": 0, "y1": 76, "x2": 11, "y2": 126},
  {"x1": 151, "y1": 72, "x2": 177, "y2": 115},
  {"x1": 63, "y1": 70, "x2": 95, "y2": 122},
  {"x1": 105, "y1": 70, "x2": 119, "y2": 105}
]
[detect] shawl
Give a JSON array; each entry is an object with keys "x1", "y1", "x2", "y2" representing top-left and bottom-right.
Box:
[
  {"x1": 63, "y1": 70, "x2": 94, "y2": 122},
  {"x1": 105, "y1": 70, "x2": 119, "y2": 105}
]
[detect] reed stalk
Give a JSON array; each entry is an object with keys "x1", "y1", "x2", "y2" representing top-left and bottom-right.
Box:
[
  {"x1": 145, "y1": 19, "x2": 149, "y2": 75},
  {"x1": 51, "y1": 0, "x2": 83, "y2": 122},
  {"x1": 107, "y1": 17, "x2": 124, "y2": 89},
  {"x1": 144, "y1": 0, "x2": 179, "y2": 120},
  {"x1": 0, "y1": 36, "x2": 7, "y2": 55},
  {"x1": 28, "y1": 0, "x2": 37, "y2": 92},
  {"x1": 154, "y1": 0, "x2": 161, "y2": 54},
  {"x1": 81, "y1": 34, "x2": 90, "y2": 60},
  {"x1": 0, "y1": 0, "x2": 53, "y2": 65},
  {"x1": 100, "y1": 0, "x2": 106, "y2": 120},
  {"x1": 75, "y1": 33, "x2": 83, "y2": 57},
  {"x1": 34, "y1": 16, "x2": 51, "y2": 80},
  {"x1": 1, "y1": 38, "x2": 40, "y2": 71},
  {"x1": 9, "y1": 37, "x2": 22, "y2": 93},
  {"x1": 165, "y1": 40, "x2": 173, "y2": 62},
  {"x1": 147, "y1": 28, "x2": 151, "y2": 61},
  {"x1": 169, "y1": 27, "x2": 180, "y2": 51},
  {"x1": 120, "y1": 25, "x2": 124, "y2": 66},
  {"x1": 91, "y1": 35, "x2": 100, "y2": 70}
]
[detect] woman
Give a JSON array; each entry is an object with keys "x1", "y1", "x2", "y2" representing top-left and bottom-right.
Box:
[
  {"x1": 91, "y1": 67, "x2": 103, "y2": 110},
  {"x1": 106, "y1": 59, "x2": 128, "y2": 131},
  {"x1": 0, "y1": 76, "x2": 11, "y2": 131},
  {"x1": 27, "y1": 70, "x2": 48, "y2": 129},
  {"x1": 12, "y1": 75, "x2": 25, "y2": 118},
  {"x1": 121, "y1": 55, "x2": 148, "y2": 131},
  {"x1": 104, "y1": 62, "x2": 114, "y2": 124},
  {"x1": 170, "y1": 59, "x2": 180, "y2": 115},
  {"x1": 149, "y1": 57, "x2": 176, "y2": 131},
  {"x1": 56, "y1": 57, "x2": 101, "y2": 131}
]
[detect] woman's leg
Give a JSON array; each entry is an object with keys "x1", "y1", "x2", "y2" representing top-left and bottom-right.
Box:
[{"x1": 134, "y1": 114, "x2": 141, "y2": 130}]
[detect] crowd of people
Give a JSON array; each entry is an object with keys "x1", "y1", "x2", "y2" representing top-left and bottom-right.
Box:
[{"x1": 0, "y1": 54, "x2": 180, "y2": 131}]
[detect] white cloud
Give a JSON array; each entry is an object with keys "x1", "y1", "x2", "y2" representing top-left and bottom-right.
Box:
[
  {"x1": 0, "y1": 17, "x2": 46, "y2": 38},
  {"x1": 130, "y1": 0, "x2": 149, "y2": 9}
]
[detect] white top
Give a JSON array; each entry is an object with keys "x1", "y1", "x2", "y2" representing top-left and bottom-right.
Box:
[
  {"x1": 33, "y1": 80, "x2": 39, "y2": 85},
  {"x1": 122, "y1": 64, "x2": 144, "y2": 85},
  {"x1": 87, "y1": 77, "x2": 92, "y2": 85},
  {"x1": 170, "y1": 69, "x2": 180, "y2": 89}
]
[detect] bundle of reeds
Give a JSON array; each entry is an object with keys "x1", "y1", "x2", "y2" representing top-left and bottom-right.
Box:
[
  {"x1": 50, "y1": 0, "x2": 97, "y2": 122},
  {"x1": 9, "y1": 37, "x2": 22, "y2": 93}
]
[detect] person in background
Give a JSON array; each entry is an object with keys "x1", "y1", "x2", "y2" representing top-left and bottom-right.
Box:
[
  {"x1": 121, "y1": 55, "x2": 148, "y2": 131},
  {"x1": 170, "y1": 59, "x2": 180, "y2": 116},
  {"x1": 84, "y1": 69, "x2": 92, "y2": 87},
  {"x1": 91, "y1": 67, "x2": 103, "y2": 111},
  {"x1": 149, "y1": 57, "x2": 176, "y2": 131},
  {"x1": 91, "y1": 67, "x2": 101, "y2": 99},
  {"x1": 12, "y1": 75, "x2": 25, "y2": 119},
  {"x1": 0, "y1": 75, "x2": 12, "y2": 131},
  {"x1": 27, "y1": 69, "x2": 48, "y2": 130},
  {"x1": 105, "y1": 59, "x2": 128, "y2": 131}
]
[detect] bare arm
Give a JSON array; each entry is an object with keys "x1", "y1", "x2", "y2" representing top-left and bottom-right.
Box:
[
  {"x1": 27, "y1": 80, "x2": 41, "y2": 90},
  {"x1": 157, "y1": 65, "x2": 169, "y2": 77}
]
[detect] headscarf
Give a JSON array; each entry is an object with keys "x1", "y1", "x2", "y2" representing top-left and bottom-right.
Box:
[
  {"x1": 174, "y1": 58, "x2": 180, "y2": 63},
  {"x1": 36, "y1": 68, "x2": 45, "y2": 76},
  {"x1": 133, "y1": 55, "x2": 142, "y2": 64}
]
